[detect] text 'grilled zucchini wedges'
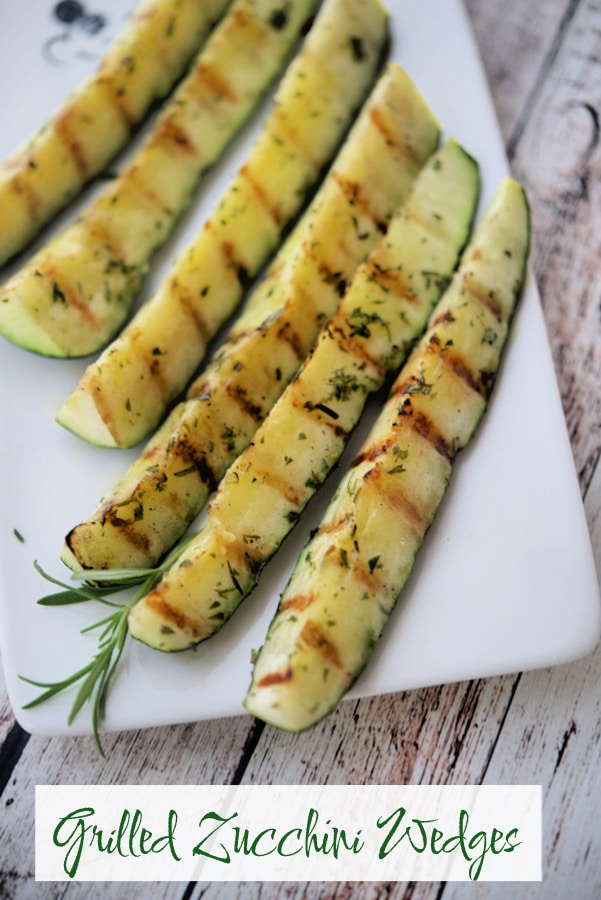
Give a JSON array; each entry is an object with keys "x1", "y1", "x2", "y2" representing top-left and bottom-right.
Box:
[
  {"x1": 0, "y1": 0, "x2": 231, "y2": 267},
  {"x1": 61, "y1": 64, "x2": 441, "y2": 574},
  {"x1": 51, "y1": 0, "x2": 389, "y2": 432},
  {"x1": 127, "y1": 138, "x2": 480, "y2": 651},
  {"x1": 0, "y1": 0, "x2": 323, "y2": 358},
  {"x1": 245, "y1": 178, "x2": 530, "y2": 732}
]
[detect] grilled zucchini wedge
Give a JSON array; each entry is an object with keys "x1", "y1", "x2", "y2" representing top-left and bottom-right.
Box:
[
  {"x1": 46, "y1": 0, "x2": 389, "y2": 407},
  {"x1": 0, "y1": 0, "x2": 322, "y2": 358},
  {"x1": 127, "y1": 138, "x2": 480, "y2": 651},
  {"x1": 0, "y1": 0, "x2": 230, "y2": 266},
  {"x1": 244, "y1": 178, "x2": 530, "y2": 731},
  {"x1": 61, "y1": 64, "x2": 441, "y2": 574}
]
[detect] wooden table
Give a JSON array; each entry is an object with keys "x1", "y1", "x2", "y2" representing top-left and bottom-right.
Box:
[{"x1": 1, "y1": 0, "x2": 600, "y2": 896}]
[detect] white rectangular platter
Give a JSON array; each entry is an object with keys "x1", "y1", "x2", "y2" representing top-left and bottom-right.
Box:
[{"x1": 0, "y1": 0, "x2": 599, "y2": 739}]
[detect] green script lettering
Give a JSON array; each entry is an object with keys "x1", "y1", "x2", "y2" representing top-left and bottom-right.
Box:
[
  {"x1": 51, "y1": 806, "x2": 180, "y2": 878},
  {"x1": 53, "y1": 807, "x2": 95, "y2": 879},
  {"x1": 192, "y1": 811, "x2": 239, "y2": 863}
]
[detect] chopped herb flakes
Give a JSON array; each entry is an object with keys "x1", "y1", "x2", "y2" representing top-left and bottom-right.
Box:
[
  {"x1": 349, "y1": 36, "x2": 365, "y2": 61},
  {"x1": 328, "y1": 368, "x2": 361, "y2": 401},
  {"x1": 52, "y1": 283, "x2": 67, "y2": 304},
  {"x1": 368, "y1": 556, "x2": 381, "y2": 574},
  {"x1": 269, "y1": 9, "x2": 288, "y2": 29}
]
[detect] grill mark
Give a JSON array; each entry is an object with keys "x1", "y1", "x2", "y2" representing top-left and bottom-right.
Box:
[
  {"x1": 54, "y1": 104, "x2": 90, "y2": 177},
  {"x1": 383, "y1": 388, "x2": 456, "y2": 464},
  {"x1": 101, "y1": 75, "x2": 138, "y2": 130},
  {"x1": 280, "y1": 590, "x2": 317, "y2": 614},
  {"x1": 430, "y1": 308, "x2": 456, "y2": 329},
  {"x1": 42, "y1": 267, "x2": 100, "y2": 329},
  {"x1": 316, "y1": 258, "x2": 350, "y2": 300},
  {"x1": 270, "y1": 113, "x2": 319, "y2": 171},
  {"x1": 11, "y1": 172, "x2": 40, "y2": 219},
  {"x1": 163, "y1": 430, "x2": 220, "y2": 493},
  {"x1": 257, "y1": 668, "x2": 293, "y2": 688},
  {"x1": 12, "y1": 52, "x2": 144, "y2": 201},
  {"x1": 272, "y1": 277, "x2": 329, "y2": 357},
  {"x1": 231, "y1": 4, "x2": 277, "y2": 56},
  {"x1": 240, "y1": 164, "x2": 284, "y2": 226},
  {"x1": 317, "y1": 512, "x2": 352, "y2": 538},
  {"x1": 172, "y1": 277, "x2": 212, "y2": 343},
  {"x1": 87, "y1": 372, "x2": 120, "y2": 441},
  {"x1": 462, "y1": 271, "x2": 504, "y2": 319},
  {"x1": 331, "y1": 172, "x2": 386, "y2": 232},
  {"x1": 194, "y1": 61, "x2": 238, "y2": 104},
  {"x1": 220, "y1": 239, "x2": 251, "y2": 289},
  {"x1": 300, "y1": 620, "x2": 343, "y2": 669},
  {"x1": 407, "y1": 408, "x2": 454, "y2": 463},
  {"x1": 118, "y1": 165, "x2": 173, "y2": 221},
  {"x1": 155, "y1": 116, "x2": 197, "y2": 155},
  {"x1": 342, "y1": 458, "x2": 429, "y2": 538},
  {"x1": 145, "y1": 590, "x2": 197, "y2": 635},
  {"x1": 249, "y1": 463, "x2": 305, "y2": 508},
  {"x1": 441, "y1": 347, "x2": 487, "y2": 397},
  {"x1": 375, "y1": 473, "x2": 427, "y2": 535},
  {"x1": 325, "y1": 319, "x2": 388, "y2": 380},
  {"x1": 131, "y1": 336, "x2": 173, "y2": 403},
  {"x1": 402, "y1": 202, "x2": 446, "y2": 242},
  {"x1": 187, "y1": 376, "x2": 212, "y2": 401},
  {"x1": 101, "y1": 512, "x2": 151, "y2": 551},
  {"x1": 191, "y1": 454, "x2": 220, "y2": 493},
  {"x1": 226, "y1": 380, "x2": 267, "y2": 423},
  {"x1": 79, "y1": 212, "x2": 127, "y2": 265},
  {"x1": 295, "y1": 392, "x2": 349, "y2": 437},
  {"x1": 320, "y1": 529, "x2": 386, "y2": 588},
  {"x1": 365, "y1": 257, "x2": 419, "y2": 303},
  {"x1": 352, "y1": 439, "x2": 389, "y2": 469},
  {"x1": 276, "y1": 317, "x2": 307, "y2": 360},
  {"x1": 369, "y1": 106, "x2": 418, "y2": 162},
  {"x1": 332, "y1": 173, "x2": 361, "y2": 205}
]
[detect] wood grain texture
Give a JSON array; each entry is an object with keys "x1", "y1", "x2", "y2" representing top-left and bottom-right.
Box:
[
  {"x1": 0, "y1": 714, "x2": 259, "y2": 900},
  {"x1": 467, "y1": 0, "x2": 601, "y2": 493},
  {"x1": 465, "y1": 0, "x2": 575, "y2": 146},
  {"x1": 1, "y1": 0, "x2": 600, "y2": 898}
]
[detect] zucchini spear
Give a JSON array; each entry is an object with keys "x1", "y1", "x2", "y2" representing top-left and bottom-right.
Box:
[
  {"x1": 0, "y1": 0, "x2": 322, "y2": 358},
  {"x1": 61, "y1": 64, "x2": 441, "y2": 573},
  {"x1": 244, "y1": 178, "x2": 530, "y2": 731},
  {"x1": 0, "y1": 0, "x2": 231, "y2": 266},
  {"x1": 45, "y1": 0, "x2": 389, "y2": 402},
  {"x1": 126, "y1": 138, "x2": 480, "y2": 651}
]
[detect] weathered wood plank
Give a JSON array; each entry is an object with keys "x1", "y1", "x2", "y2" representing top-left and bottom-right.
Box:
[
  {"x1": 440, "y1": 653, "x2": 601, "y2": 899},
  {"x1": 464, "y1": 0, "x2": 575, "y2": 145},
  {"x1": 473, "y1": 0, "x2": 601, "y2": 491},
  {"x1": 0, "y1": 714, "x2": 258, "y2": 900},
  {"x1": 241, "y1": 678, "x2": 519, "y2": 787}
]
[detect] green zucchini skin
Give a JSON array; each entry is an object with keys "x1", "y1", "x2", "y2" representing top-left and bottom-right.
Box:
[
  {"x1": 244, "y1": 178, "x2": 530, "y2": 732},
  {"x1": 0, "y1": 0, "x2": 231, "y2": 267},
  {"x1": 61, "y1": 63, "x2": 441, "y2": 575},
  {"x1": 49, "y1": 0, "x2": 389, "y2": 432},
  {"x1": 0, "y1": 0, "x2": 322, "y2": 358},
  {"x1": 127, "y1": 138, "x2": 481, "y2": 652}
]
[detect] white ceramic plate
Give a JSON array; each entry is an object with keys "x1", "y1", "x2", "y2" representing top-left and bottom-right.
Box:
[{"x1": 1, "y1": 0, "x2": 599, "y2": 739}]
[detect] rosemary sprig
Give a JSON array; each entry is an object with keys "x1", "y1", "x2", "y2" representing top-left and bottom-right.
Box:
[{"x1": 20, "y1": 534, "x2": 197, "y2": 755}]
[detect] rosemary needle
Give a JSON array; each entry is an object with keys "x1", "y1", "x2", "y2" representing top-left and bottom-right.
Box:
[{"x1": 20, "y1": 531, "x2": 198, "y2": 755}]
